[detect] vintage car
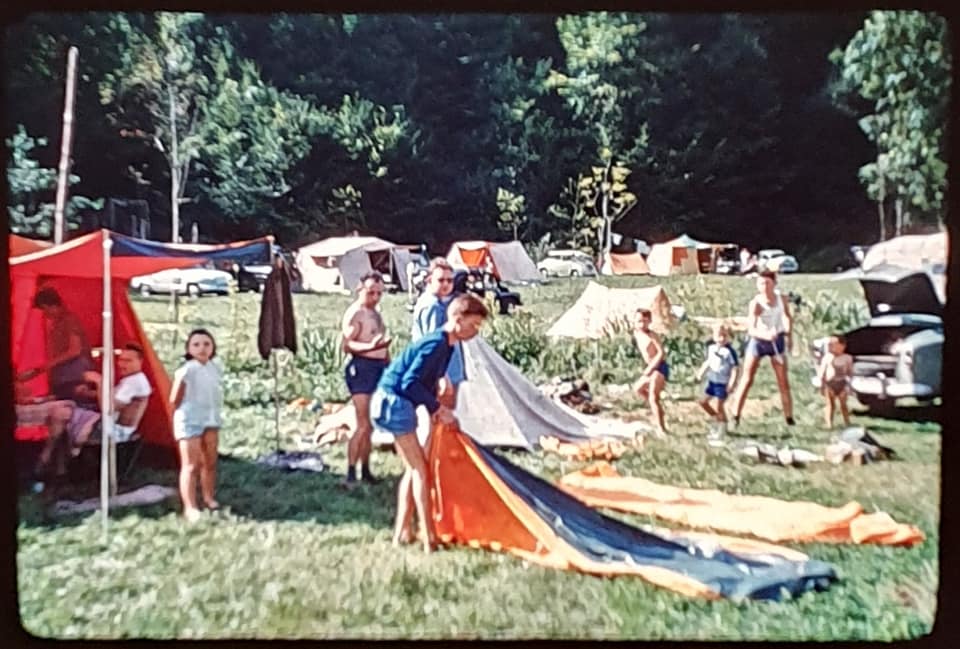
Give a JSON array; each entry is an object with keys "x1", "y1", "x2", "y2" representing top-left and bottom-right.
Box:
[
  {"x1": 130, "y1": 266, "x2": 232, "y2": 297},
  {"x1": 757, "y1": 248, "x2": 800, "y2": 273},
  {"x1": 811, "y1": 263, "x2": 943, "y2": 415},
  {"x1": 537, "y1": 249, "x2": 599, "y2": 278}
]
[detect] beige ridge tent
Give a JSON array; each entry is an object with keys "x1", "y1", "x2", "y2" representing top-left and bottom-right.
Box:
[
  {"x1": 601, "y1": 251, "x2": 650, "y2": 276},
  {"x1": 295, "y1": 236, "x2": 412, "y2": 293},
  {"x1": 447, "y1": 240, "x2": 541, "y2": 283},
  {"x1": 861, "y1": 232, "x2": 947, "y2": 272},
  {"x1": 547, "y1": 280, "x2": 675, "y2": 339},
  {"x1": 645, "y1": 234, "x2": 710, "y2": 276}
]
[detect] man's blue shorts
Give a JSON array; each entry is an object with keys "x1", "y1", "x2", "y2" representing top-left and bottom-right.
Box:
[
  {"x1": 370, "y1": 388, "x2": 417, "y2": 435},
  {"x1": 345, "y1": 357, "x2": 388, "y2": 395},
  {"x1": 705, "y1": 381, "x2": 728, "y2": 400},
  {"x1": 656, "y1": 361, "x2": 670, "y2": 382},
  {"x1": 745, "y1": 333, "x2": 786, "y2": 358}
]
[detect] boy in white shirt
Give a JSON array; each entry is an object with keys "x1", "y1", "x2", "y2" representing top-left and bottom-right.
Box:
[{"x1": 696, "y1": 324, "x2": 740, "y2": 445}]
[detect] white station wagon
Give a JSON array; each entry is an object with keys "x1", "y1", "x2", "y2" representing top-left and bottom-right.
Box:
[{"x1": 537, "y1": 249, "x2": 598, "y2": 278}]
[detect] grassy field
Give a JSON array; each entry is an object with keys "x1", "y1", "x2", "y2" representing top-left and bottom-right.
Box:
[{"x1": 16, "y1": 273, "x2": 940, "y2": 640}]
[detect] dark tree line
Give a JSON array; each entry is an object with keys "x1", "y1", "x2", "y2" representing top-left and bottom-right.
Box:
[{"x1": 4, "y1": 12, "x2": 947, "y2": 264}]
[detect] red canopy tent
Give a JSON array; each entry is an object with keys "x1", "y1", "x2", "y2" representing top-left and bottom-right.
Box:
[{"x1": 10, "y1": 230, "x2": 201, "y2": 449}]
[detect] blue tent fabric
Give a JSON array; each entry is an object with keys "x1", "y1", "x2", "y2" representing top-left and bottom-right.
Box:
[
  {"x1": 110, "y1": 233, "x2": 272, "y2": 264},
  {"x1": 473, "y1": 443, "x2": 837, "y2": 601}
]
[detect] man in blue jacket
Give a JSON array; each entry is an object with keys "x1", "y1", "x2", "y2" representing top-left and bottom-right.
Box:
[{"x1": 371, "y1": 293, "x2": 489, "y2": 554}]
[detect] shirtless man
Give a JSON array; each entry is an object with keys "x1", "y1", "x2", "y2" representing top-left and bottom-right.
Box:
[
  {"x1": 341, "y1": 272, "x2": 391, "y2": 487},
  {"x1": 632, "y1": 308, "x2": 669, "y2": 438}
]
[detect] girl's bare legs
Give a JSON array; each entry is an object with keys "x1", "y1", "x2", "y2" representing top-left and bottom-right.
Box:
[
  {"x1": 392, "y1": 470, "x2": 415, "y2": 544},
  {"x1": 199, "y1": 427, "x2": 219, "y2": 509},
  {"x1": 178, "y1": 438, "x2": 203, "y2": 521},
  {"x1": 771, "y1": 355, "x2": 794, "y2": 421},
  {"x1": 732, "y1": 355, "x2": 760, "y2": 422}
]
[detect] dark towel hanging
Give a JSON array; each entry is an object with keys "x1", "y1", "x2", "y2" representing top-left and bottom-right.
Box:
[{"x1": 257, "y1": 257, "x2": 298, "y2": 360}]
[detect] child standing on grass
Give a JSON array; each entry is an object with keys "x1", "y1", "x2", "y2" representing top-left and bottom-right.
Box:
[
  {"x1": 695, "y1": 323, "x2": 740, "y2": 445},
  {"x1": 371, "y1": 293, "x2": 489, "y2": 554},
  {"x1": 817, "y1": 334, "x2": 854, "y2": 429},
  {"x1": 632, "y1": 308, "x2": 669, "y2": 438},
  {"x1": 170, "y1": 329, "x2": 224, "y2": 522}
]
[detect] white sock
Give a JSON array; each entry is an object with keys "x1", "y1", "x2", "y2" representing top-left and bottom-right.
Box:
[{"x1": 718, "y1": 421, "x2": 727, "y2": 435}]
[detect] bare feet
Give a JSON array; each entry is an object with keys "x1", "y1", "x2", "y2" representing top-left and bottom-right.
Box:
[
  {"x1": 183, "y1": 507, "x2": 203, "y2": 523},
  {"x1": 204, "y1": 499, "x2": 220, "y2": 511},
  {"x1": 392, "y1": 529, "x2": 415, "y2": 546}
]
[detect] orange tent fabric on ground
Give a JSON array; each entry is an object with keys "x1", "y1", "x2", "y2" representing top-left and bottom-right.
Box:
[
  {"x1": 427, "y1": 424, "x2": 837, "y2": 600},
  {"x1": 557, "y1": 462, "x2": 924, "y2": 546}
]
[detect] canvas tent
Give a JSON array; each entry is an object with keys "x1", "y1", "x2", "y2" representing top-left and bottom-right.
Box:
[
  {"x1": 547, "y1": 280, "x2": 675, "y2": 339},
  {"x1": 447, "y1": 240, "x2": 540, "y2": 283},
  {"x1": 11, "y1": 230, "x2": 274, "y2": 448},
  {"x1": 453, "y1": 337, "x2": 641, "y2": 448},
  {"x1": 9, "y1": 233, "x2": 52, "y2": 257},
  {"x1": 295, "y1": 236, "x2": 410, "y2": 293},
  {"x1": 332, "y1": 335, "x2": 643, "y2": 449},
  {"x1": 600, "y1": 251, "x2": 650, "y2": 276},
  {"x1": 645, "y1": 234, "x2": 711, "y2": 276},
  {"x1": 427, "y1": 423, "x2": 837, "y2": 599},
  {"x1": 861, "y1": 232, "x2": 947, "y2": 272}
]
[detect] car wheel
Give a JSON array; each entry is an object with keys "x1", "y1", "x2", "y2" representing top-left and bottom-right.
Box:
[
  {"x1": 539, "y1": 268, "x2": 550, "y2": 278},
  {"x1": 256, "y1": 282, "x2": 265, "y2": 293},
  {"x1": 570, "y1": 269, "x2": 580, "y2": 277},
  {"x1": 138, "y1": 284, "x2": 152, "y2": 297},
  {"x1": 187, "y1": 284, "x2": 201, "y2": 298}
]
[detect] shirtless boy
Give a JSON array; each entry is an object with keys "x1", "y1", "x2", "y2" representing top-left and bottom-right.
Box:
[
  {"x1": 632, "y1": 308, "x2": 669, "y2": 438},
  {"x1": 341, "y1": 272, "x2": 391, "y2": 487}
]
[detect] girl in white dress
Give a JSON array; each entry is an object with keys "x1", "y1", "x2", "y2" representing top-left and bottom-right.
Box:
[{"x1": 170, "y1": 329, "x2": 223, "y2": 522}]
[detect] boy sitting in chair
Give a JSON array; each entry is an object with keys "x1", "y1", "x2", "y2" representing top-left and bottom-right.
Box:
[{"x1": 71, "y1": 342, "x2": 153, "y2": 451}]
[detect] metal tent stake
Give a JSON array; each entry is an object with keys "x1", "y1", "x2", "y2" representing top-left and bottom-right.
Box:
[{"x1": 273, "y1": 350, "x2": 280, "y2": 453}]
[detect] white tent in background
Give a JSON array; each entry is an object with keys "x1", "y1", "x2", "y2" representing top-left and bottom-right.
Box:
[
  {"x1": 295, "y1": 236, "x2": 411, "y2": 293},
  {"x1": 645, "y1": 234, "x2": 710, "y2": 276},
  {"x1": 546, "y1": 280, "x2": 675, "y2": 339},
  {"x1": 447, "y1": 240, "x2": 541, "y2": 283}
]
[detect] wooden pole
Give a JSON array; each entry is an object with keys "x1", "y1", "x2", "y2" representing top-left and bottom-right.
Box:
[
  {"x1": 100, "y1": 232, "x2": 114, "y2": 540},
  {"x1": 53, "y1": 46, "x2": 79, "y2": 245}
]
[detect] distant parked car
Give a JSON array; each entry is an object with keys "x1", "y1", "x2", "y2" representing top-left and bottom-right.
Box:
[
  {"x1": 810, "y1": 264, "x2": 943, "y2": 416},
  {"x1": 131, "y1": 266, "x2": 231, "y2": 297},
  {"x1": 537, "y1": 249, "x2": 598, "y2": 278},
  {"x1": 757, "y1": 249, "x2": 799, "y2": 273}
]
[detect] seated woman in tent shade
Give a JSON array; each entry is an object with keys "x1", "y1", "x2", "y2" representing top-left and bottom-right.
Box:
[{"x1": 371, "y1": 294, "x2": 489, "y2": 554}]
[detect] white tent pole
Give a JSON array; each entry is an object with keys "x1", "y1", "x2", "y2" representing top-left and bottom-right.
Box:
[{"x1": 100, "y1": 232, "x2": 114, "y2": 541}]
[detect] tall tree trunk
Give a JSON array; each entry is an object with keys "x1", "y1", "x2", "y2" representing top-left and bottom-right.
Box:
[
  {"x1": 513, "y1": 223, "x2": 518, "y2": 241},
  {"x1": 877, "y1": 186, "x2": 886, "y2": 242},
  {"x1": 168, "y1": 83, "x2": 180, "y2": 243},
  {"x1": 894, "y1": 198, "x2": 903, "y2": 237}
]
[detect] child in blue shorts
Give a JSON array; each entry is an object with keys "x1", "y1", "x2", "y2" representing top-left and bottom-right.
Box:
[
  {"x1": 696, "y1": 323, "x2": 740, "y2": 445},
  {"x1": 370, "y1": 293, "x2": 489, "y2": 553}
]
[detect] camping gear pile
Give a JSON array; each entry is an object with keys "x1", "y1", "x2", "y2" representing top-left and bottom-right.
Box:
[{"x1": 540, "y1": 376, "x2": 601, "y2": 414}]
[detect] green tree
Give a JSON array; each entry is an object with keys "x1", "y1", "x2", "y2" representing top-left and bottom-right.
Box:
[
  {"x1": 99, "y1": 12, "x2": 323, "y2": 239},
  {"x1": 547, "y1": 13, "x2": 648, "y2": 256},
  {"x1": 831, "y1": 10, "x2": 950, "y2": 238},
  {"x1": 6, "y1": 124, "x2": 102, "y2": 237}
]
